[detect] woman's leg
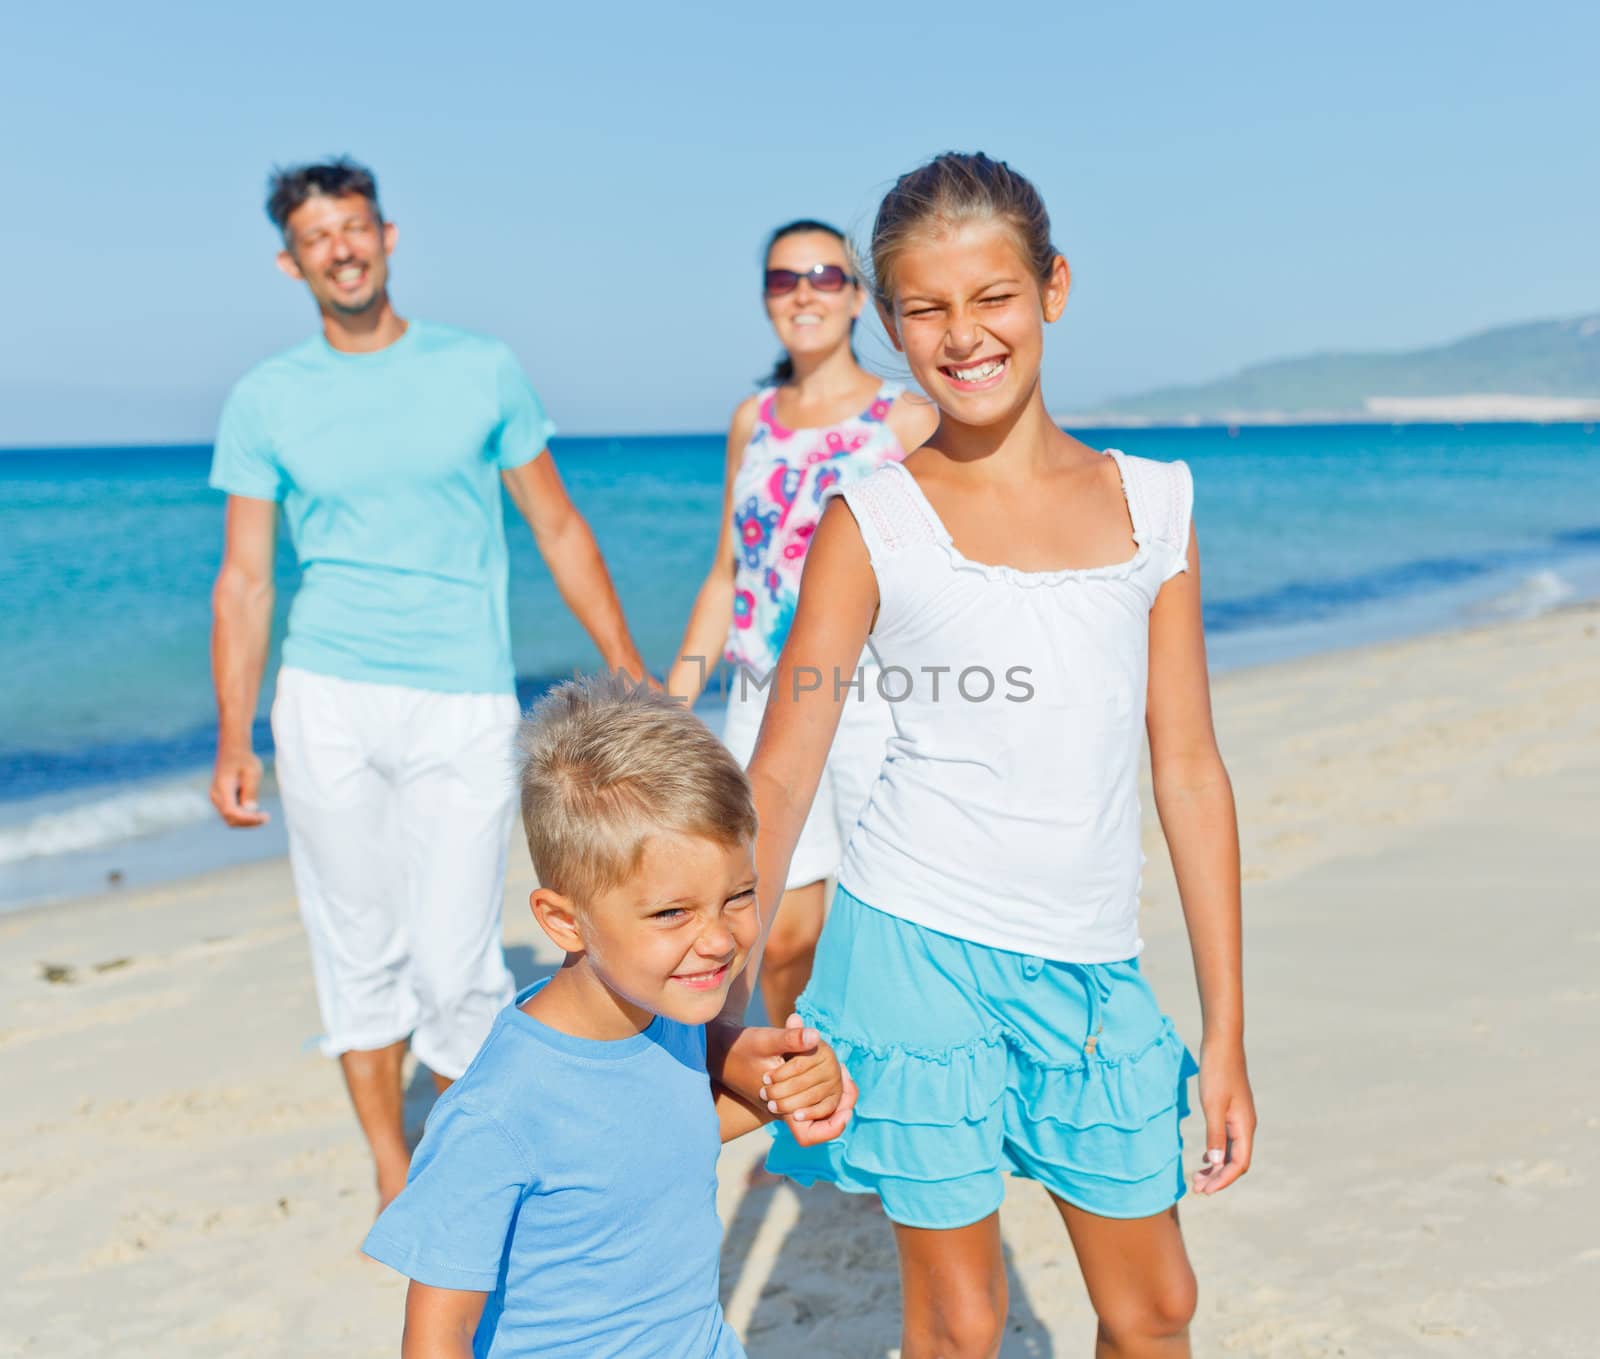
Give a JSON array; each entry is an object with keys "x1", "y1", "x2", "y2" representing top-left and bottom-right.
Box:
[
  {"x1": 1053, "y1": 1197, "x2": 1197, "y2": 1358},
  {"x1": 759, "y1": 879, "x2": 826, "y2": 1024},
  {"x1": 894, "y1": 1213, "x2": 1009, "y2": 1359}
]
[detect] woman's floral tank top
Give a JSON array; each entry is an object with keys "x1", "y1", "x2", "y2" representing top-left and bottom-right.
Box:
[{"x1": 724, "y1": 381, "x2": 907, "y2": 677}]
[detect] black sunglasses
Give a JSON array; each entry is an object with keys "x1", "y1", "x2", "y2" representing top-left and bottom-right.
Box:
[{"x1": 763, "y1": 264, "x2": 855, "y2": 296}]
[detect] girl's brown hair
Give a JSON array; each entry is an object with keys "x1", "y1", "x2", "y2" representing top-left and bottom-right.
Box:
[{"x1": 869, "y1": 152, "x2": 1058, "y2": 309}]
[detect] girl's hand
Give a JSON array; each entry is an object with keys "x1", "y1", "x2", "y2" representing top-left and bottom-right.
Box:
[
  {"x1": 761, "y1": 1014, "x2": 845, "y2": 1123},
  {"x1": 785, "y1": 1065, "x2": 857, "y2": 1147},
  {"x1": 1192, "y1": 1039, "x2": 1255, "y2": 1195}
]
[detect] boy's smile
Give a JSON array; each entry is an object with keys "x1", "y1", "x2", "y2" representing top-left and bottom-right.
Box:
[{"x1": 528, "y1": 832, "x2": 760, "y2": 1038}]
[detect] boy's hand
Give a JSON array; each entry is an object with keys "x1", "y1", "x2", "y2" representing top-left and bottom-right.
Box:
[{"x1": 761, "y1": 1013, "x2": 847, "y2": 1125}]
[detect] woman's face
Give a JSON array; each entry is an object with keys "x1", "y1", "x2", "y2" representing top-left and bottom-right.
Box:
[
  {"x1": 883, "y1": 220, "x2": 1068, "y2": 429},
  {"x1": 764, "y1": 230, "x2": 863, "y2": 366}
]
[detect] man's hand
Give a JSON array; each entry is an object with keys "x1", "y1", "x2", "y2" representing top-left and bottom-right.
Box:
[{"x1": 210, "y1": 746, "x2": 269, "y2": 827}]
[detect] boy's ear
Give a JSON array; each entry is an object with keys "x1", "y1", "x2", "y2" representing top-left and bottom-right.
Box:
[{"x1": 530, "y1": 887, "x2": 584, "y2": 954}]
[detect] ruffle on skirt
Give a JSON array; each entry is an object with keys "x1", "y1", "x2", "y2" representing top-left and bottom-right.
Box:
[{"x1": 768, "y1": 998, "x2": 1196, "y2": 1221}]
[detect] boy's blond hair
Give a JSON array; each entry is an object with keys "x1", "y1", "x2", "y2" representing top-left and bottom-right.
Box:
[{"x1": 517, "y1": 673, "x2": 758, "y2": 904}]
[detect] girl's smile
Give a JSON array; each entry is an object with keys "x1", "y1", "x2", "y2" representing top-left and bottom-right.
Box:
[{"x1": 885, "y1": 219, "x2": 1068, "y2": 424}]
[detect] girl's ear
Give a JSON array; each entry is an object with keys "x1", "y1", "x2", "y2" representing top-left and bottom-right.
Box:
[
  {"x1": 1042, "y1": 254, "x2": 1071, "y2": 324},
  {"x1": 530, "y1": 887, "x2": 584, "y2": 953},
  {"x1": 875, "y1": 299, "x2": 905, "y2": 353}
]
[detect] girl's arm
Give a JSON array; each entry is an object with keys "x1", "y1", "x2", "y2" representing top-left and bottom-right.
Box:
[
  {"x1": 1145, "y1": 525, "x2": 1256, "y2": 1195},
  {"x1": 402, "y1": 1281, "x2": 487, "y2": 1359},
  {"x1": 708, "y1": 498, "x2": 878, "y2": 1090},
  {"x1": 666, "y1": 399, "x2": 759, "y2": 705}
]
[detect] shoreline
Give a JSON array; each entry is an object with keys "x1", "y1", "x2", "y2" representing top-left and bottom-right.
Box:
[
  {"x1": 4, "y1": 603, "x2": 1596, "y2": 1355},
  {"x1": 7, "y1": 590, "x2": 1599, "y2": 917},
  {"x1": 8, "y1": 412, "x2": 1600, "y2": 453}
]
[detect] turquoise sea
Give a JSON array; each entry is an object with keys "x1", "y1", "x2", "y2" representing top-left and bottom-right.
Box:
[{"x1": 3, "y1": 421, "x2": 1599, "y2": 909}]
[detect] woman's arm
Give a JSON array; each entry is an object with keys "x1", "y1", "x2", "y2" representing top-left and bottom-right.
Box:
[
  {"x1": 1146, "y1": 525, "x2": 1255, "y2": 1195},
  {"x1": 666, "y1": 398, "x2": 759, "y2": 704}
]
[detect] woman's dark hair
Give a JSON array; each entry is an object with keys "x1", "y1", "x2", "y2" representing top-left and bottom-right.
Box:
[
  {"x1": 761, "y1": 218, "x2": 862, "y2": 387},
  {"x1": 266, "y1": 157, "x2": 382, "y2": 239}
]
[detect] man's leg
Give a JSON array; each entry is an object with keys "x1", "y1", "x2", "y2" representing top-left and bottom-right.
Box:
[
  {"x1": 272, "y1": 669, "x2": 418, "y2": 1208},
  {"x1": 395, "y1": 692, "x2": 519, "y2": 1085},
  {"x1": 339, "y1": 1040, "x2": 411, "y2": 1206}
]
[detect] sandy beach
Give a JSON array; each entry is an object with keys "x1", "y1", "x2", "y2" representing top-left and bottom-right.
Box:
[{"x1": 4, "y1": 608, "x2": 1597, "y2": 1358}]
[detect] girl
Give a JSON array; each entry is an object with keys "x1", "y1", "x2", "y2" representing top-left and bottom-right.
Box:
[
  {"x1": 740, "y1": 155, "x2": 1256, "y2": 1357},
  {"x1": 669, "y1": 219, "x2": 937, "y2": 1025}
]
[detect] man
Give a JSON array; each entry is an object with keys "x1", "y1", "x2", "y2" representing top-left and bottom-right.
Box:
[{"x1": 208, "y1": 157, "x2": 649, "y2": 1209}]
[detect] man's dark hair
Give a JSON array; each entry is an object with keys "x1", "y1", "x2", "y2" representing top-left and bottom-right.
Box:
[{"x1": 266, "y1": 157, "x2": 382, "y2": 236}]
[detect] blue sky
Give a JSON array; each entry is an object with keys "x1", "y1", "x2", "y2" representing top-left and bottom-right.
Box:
[{"x1": 2, "y1": 1, "x2": 1595, "y2": 442}]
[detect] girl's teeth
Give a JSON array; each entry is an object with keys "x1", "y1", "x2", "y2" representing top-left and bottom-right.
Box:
[{"x1": 953, "y1": 359, "x2": 1004, "y2": 382}]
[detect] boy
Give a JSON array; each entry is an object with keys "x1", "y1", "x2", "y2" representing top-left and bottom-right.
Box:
[{"x1": 363, "y1": 675, "x2": 852, "y2": 1357}]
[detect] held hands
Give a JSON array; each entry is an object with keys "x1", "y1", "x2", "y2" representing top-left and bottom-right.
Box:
[
  {"x1": 1191, "y1": 1038, "x2": 1255, "y2": 1196},
  {"x1": 210, "y1": 746, "x2": 269, "y2": 828},
  {"x1": 717, "y1": 1014, "x2": 855, "y2": 1146},
  {"x1": 760, "y1": 1014, "x2": 856, "y2": 1146}
]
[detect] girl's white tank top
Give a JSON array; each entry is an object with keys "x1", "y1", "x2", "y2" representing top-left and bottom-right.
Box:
[{"x1": 836, "y1": 450, "x2": 1194, "y2": 963}]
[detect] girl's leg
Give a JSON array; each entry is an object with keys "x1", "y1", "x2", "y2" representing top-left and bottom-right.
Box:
[
  {"x1": 1052, "y1": 1197, "x2": 1196, "y2": 1358},
  {"x1": 894, "y1": 1213, "x2": 1009, "y2": 1359},
  {"x1": 759, "y1": 879, "x2": 826, "y2": 1024}
]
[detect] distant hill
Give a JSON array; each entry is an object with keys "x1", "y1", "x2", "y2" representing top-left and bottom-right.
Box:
[{"x1": 1082, "y1": 311, "x2": 1600, "y2": 424}]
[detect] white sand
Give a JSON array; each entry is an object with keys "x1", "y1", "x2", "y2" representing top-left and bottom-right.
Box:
[{"x1": 4, "y1": 608, "x2": 1598, "y2": 1357}]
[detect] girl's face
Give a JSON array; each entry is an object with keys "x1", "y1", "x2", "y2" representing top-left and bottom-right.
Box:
[
  {"x1": 883, "y1": 220, "x2": 1068, "y2": 428},
  {"x1": 764, "y1": 230, "x2": 863, "y2": 366}
]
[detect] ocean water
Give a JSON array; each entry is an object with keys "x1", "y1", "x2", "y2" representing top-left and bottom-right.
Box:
[{"x1": 3, "y1": 422, "x2": 1598, "y2": 909}]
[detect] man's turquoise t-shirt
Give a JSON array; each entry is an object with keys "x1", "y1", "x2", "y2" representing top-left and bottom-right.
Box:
[{"x1": 209, "y1": 321, "x2": 555, "y2": 694}]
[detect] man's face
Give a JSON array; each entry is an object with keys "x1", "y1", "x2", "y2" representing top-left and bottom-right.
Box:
[{"x1": 276, "y1": 193, "x2": 395, "y2": 317}]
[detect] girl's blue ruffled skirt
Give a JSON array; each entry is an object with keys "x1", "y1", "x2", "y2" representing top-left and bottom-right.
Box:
[{"x1": 768, "y1": 887, "x2": 1198, "y2": 1229}]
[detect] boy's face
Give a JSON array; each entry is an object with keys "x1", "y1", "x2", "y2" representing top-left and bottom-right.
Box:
[{"x1": 546, "y1": 832, "x2": 760, "y2": 1028}]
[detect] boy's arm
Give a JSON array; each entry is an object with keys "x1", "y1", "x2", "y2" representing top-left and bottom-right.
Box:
[
  {"x1": 402, "y1": 1282, "x2": 487, "y2": 1359},
  {"x1": 714, "y1": 1081, "x2": 773, "y2": 1142}
]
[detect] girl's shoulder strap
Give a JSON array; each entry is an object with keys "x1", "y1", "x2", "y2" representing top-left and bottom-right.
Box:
[
  {"x1": 838, "y1": 462, "x2": 945, "y2": 564},
  {"x1": 1108, "y1": 450, "x2": 1195, "y2": 581}
]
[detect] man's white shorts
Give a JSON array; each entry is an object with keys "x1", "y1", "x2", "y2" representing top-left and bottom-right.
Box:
[
  {"x1": 271, "y1": 667, "x2": 519, "y2": 1079},
  {"x1": 720, "y1": 667, "x2": 893, "y2": 892}
]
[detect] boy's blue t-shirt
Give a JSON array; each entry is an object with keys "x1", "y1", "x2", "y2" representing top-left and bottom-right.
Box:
[
  {"x1": 363, "y1": 982, "x2": 744, "y2": 1359},
  {"x1": 208, "y1": 321, "x2": 555, "y2": 695}
]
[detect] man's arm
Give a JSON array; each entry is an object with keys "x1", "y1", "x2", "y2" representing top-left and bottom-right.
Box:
[
  {"x1": 209, "y1": 495, "x2": 277, "y2": 827},
  {"x1": 402, "y1": 1282, "x2": 487, "y2": 1359},
  {"x1": 502, "y1": 454, "x2": 650, "y2": 682}
]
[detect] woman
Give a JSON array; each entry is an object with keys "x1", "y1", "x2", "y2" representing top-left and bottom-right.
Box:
[{"x1": 668, "y1": 219, "x2": 937, "y2": 1024}]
